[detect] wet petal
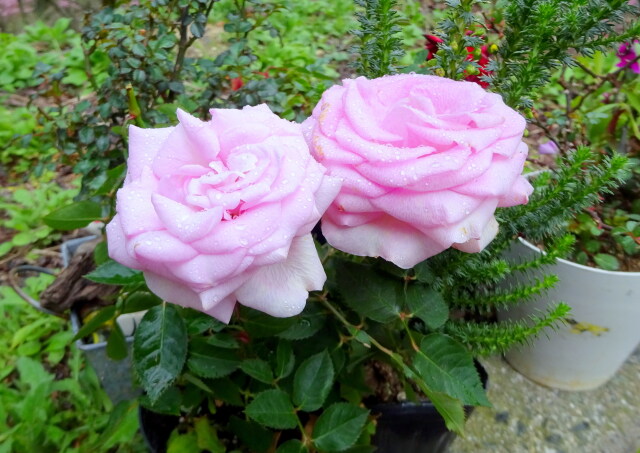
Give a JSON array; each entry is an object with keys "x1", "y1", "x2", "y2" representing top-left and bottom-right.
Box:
[
  {"x1": 151, "y1": 194, "x2": 223, "y2": 243},
  {"x1": 323, "y1": 215, "x2": 445, "y2": 269},
  {"x1": 235, "y1": 234, "x2": 325, "y2": 317}
]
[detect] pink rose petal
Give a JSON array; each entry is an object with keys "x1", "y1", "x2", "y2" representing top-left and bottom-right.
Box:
[{"x1": 234, "y1": 234, "x2": 325, "y2": 317}]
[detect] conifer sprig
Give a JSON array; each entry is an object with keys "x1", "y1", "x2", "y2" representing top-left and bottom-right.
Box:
[
  {"x1": 352, "y1": 0, "x2": 405, "y2": 78},
  {"x1": 492, "y1": 0, "x2": 640, "y2": 109},
  {"x1": 444, "y1": 302, "x2": 571, "y2": 356}
]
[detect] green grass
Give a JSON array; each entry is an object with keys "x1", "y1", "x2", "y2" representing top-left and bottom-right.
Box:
[{"x1": 0, "y1": 275, "x2": 146, "y2": 453}]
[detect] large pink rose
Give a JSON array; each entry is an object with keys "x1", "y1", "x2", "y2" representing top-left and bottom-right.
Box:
[
  {"x1": 106, "y1": 105, "x2": 341, "y2": 322},
  {"x1": 303, "y1": 74, "x2": 532, "y2": 269}
]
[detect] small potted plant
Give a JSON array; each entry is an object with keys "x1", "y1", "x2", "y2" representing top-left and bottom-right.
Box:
[{"x1": 499, "y1": 40, "x2": 640, "y2": 390}]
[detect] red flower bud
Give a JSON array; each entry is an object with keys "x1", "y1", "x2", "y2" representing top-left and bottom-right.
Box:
[
  {"x1": 231, "y1": 77, "x2": 244, "y2": 91},
  {"x1": 424, "y1": 34, "x2": 444, "y2": 60}
]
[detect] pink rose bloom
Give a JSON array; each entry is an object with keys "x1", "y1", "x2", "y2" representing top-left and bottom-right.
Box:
[
  {"x1": 303, "y1": 75, "x2": 532, "y2": 269},
  {"x1": 106, "y1": 105, "x2": 341, "y2": 322}
]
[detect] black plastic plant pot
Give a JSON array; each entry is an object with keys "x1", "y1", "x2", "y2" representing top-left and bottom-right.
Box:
[
  {"x1": 139, "y1": 406, "x2": 179, "y2": 453},
  {"x1": 370, "y1": 402, "x2": 459, "y2": 453},
  {"x1": 139, "y1": 363, "x2": 488, "y2": 453},
  {"x1": 370, "y1": 361, "x2": 488, "y2": 453}
]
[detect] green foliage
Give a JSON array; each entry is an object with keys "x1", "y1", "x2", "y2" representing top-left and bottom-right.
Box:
[
  {"x1": 0, "y1": 276, "x2": 145, "y2": 452},
  {"x1": 133, "y1": 304, "x2": 188, "y2": 404},
  {"x1": 424, "y1": 0, "x2": 489, "y2": 81},
  {"x1": 0, "y1": 19, "x2": 92, "y2": 92},
  {"x1": 293, "y1": 351, "x2": 334, "y2": 411},
  {"x1": 0, "y1": 175, "x2": 78, "y2": 258},
  {"x1": 499, "y1": 149, "x2": 629, "y2": 243},
  {"x1": 43, "y1": 200, "x2": 103, "y2": 231},
  {"x1": 413, "y1": 334, "x2": 489, "y2": 407},
  {"x1": 533, "y1": 48, "x2": 640, "y2": 271},
  {"x1": 405, "y1": 284, "x2": 448, "y2": 330},
  {"x1": 85, "y1": 259, "x2": 144, "y2": 285},
  {"x1": 311, "y1": 403, "x2": 369, "y2": 452},
  {"x1": 0, "y1": 106, "x2": 58, "y2": 177},
  {"x1": 246, "y1": 389, "x2": 298, "y2": 429},
  {"x1": 335, "y1": 261, "x2": 402, "y2": 323},
  {"x1": 26, "y1": 0, "x2": 355, "y2": 199},
  {"x1": 493, "y1": 0, "x2": 640, "y2": 109},
  {"x1": 419, "y1": 145, "x2": 630, "y2": 360},
  {"x1": 444, "y1": 303, "x2": 571, "y2": 356},
  {"x1": 352, "y1": 0, "x2": 405, "y2": 77}
]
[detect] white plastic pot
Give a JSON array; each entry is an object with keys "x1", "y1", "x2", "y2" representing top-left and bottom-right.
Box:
[{"x1": 498, "y1": 238, "x2": 640, "y2": 391}]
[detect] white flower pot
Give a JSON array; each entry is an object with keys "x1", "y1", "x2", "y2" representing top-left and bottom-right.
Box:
[{"x1": 498, "y1": 238, "x2": 640, "y2": 391}]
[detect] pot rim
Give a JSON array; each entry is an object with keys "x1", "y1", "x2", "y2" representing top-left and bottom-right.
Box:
[{"x1": 517, "y1": 237, "x2": 640, "y2": 277}]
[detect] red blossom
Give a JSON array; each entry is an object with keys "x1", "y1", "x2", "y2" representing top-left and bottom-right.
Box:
[
  {"x1": 464, "y1": 45, "x2": 492, "y2": 88},
  {"x1": 424, "y1": 34, "x2": 444, "y2": 60},
  {"x1": 231, "y1": 77, "x2": 244, "y2": 91},
  {"x1": 230, "y1": 70, "x2": 270, "y2": 91}
]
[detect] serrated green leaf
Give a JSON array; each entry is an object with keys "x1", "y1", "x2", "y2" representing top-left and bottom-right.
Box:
[
  {"x1": 277, "y1": 439, "x2": 308, "y2": 453},
  {"x1": 335, "y1": 261, "x2": 401, "y2": 323},
  {"x1": 312, "y1": 403, "x2": 369, "y2": 452},
  {"x1": 187, "y1": 339, "x2": 240, "y2": 379},
  {"x1": 293, "y1": 350, "x2": 334, "y2": 411},
  {"x1": 424, "y1": 390, "x2": 465, "y2": 434},
  {"x1": 184, "y1": 372, "x2": 213, "y2": 394},
  {"x1": 131, "y1": 43, "x2": 146, "y2": 56},
  {"x1": 240, "y1": 359, "x2": 274, "y2": 384},
  {"x1": 85, "y1": 260, "x2": 143, "y2": 285},
  {"x1": 106, "y1": 323, "x2": 128, "y2": 360},
  {"x1": 593, "y1": 253, "x2": 619, "y2": 271},
  {"x1": 133, "y1": 304, "x2": 188, "y2": 403},
  {"x1": 275, "y1": 340, "x2": 295, "y2": 380},
  {"x1": 413, "y1": 334, "x2": 489, "y2": 407},
  {"x1": 405, "y1": 284, "x2": 448, "y2": 329},
  {"x1": 43, "y1": 201, "x2": 102, "y2": 230},
  {"x1": 72, "y1": 305, "x2": 116, "y2": 341},
  {"x1": 246, "y1": 389, "x2": 298, "y2": 429}
]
